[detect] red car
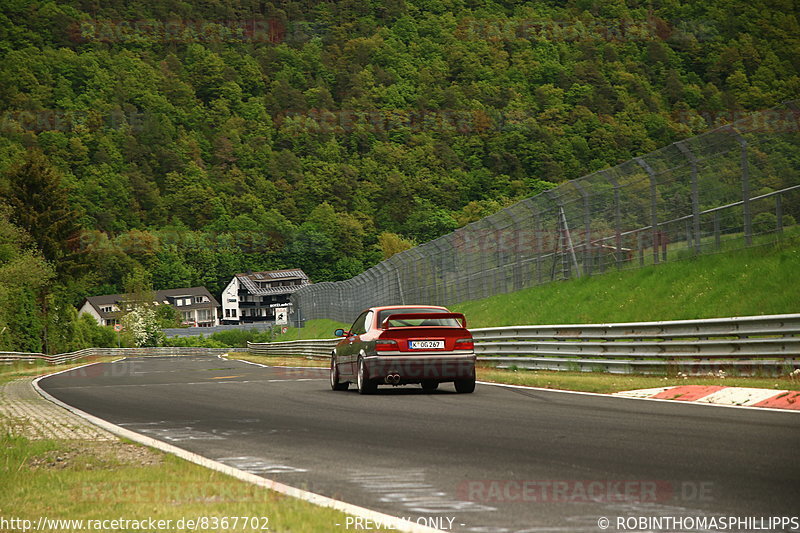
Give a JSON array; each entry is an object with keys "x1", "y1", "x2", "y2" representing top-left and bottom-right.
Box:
[{"x1": 330, "y1": 305, "x2": 476, "y2": 394}]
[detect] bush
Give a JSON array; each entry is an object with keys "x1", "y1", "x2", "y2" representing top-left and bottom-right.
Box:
[
  {"x1": 752, "y1": 212, "x2": 777, "y2": 233},
  {"x1": 208, "y1": 329, "x2": 273, "y2": 347},
  {"x1": 163, "y1": 335, "x2": 228, "y2": 348},
  {"x1": 164, "y1": 328, "x2": 276, "y2": 348},
  {"x1": 73, "y1": 313, "x2": 121, "y2": 349}
]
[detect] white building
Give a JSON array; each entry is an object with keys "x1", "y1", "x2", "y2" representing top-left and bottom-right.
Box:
[
  {"x1": 221, "y1": 269, "x2": 310, "y2": 325},
  {"x1": 79, "y1": 287, "x2": 220, "y2": 327}
]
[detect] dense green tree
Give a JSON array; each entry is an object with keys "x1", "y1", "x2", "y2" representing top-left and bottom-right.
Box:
[
  {"x1": 1, "y1": 150, "x2": 84, "y2": 279},
  {"x1": 0, "y1": 0, "x2": 796, "y2": 345}
]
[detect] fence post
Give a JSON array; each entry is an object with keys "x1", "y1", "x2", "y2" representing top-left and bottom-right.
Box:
[
  {"x1": 430, "y1": 240, "x2": 447, "y2": 305},
  {"x1": 730, "y1": 127, "x2": 753, "y2": 246},
  {"x1": 533, "y1": 203, "x2": 544, "y2": 285},
  {"x1": 777, "y1": 193, "x2": 784, "y2": 235},
  {"x1": 601, "y1": 171, "x2": 623, "y2": 270},
  {"x1": 676, "y1": 141, "x2": 701, "y2": 255},
  {"x1": 636, "y1": 157, "x2": 659, "y2": 265},
  {"x1": 573, "y1": 180, "x2": 593, "y2": 276}
]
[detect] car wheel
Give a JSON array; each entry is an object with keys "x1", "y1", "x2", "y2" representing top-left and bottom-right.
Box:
[
  {"x1": 421, "y1": 380, "x2": 439, "y2": 392},
  {"x1": 330, "y1": 358, "x2": 348, "y2": 391},
  {"x1": 454, "y1": 370, "x2": 476, "y2": 393},
  {"x1": 357, "y1": 356, "x2": 377, "y2": 395}
]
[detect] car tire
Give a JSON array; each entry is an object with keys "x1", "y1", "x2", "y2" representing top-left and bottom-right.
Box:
[
  {"x1": 421, "y1": 380, "x2": 439, "y2": 392},
  {"x1": 454, "y1": 370, "x2": 476, "y2": 393},
  {"x1": 357, "y1": 356, "x2": 377, "y2": 395},
  {"x1": 330, "y1": 358, "x2": 348, "y2": 391}
]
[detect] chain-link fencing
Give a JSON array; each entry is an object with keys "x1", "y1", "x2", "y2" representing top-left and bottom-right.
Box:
[{"x1": 293, "y1": 102, "x2": 800, "y2": 324}]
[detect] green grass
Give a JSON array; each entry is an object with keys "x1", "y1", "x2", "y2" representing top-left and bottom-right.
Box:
[
  {"x1": 477, "y1": 366, "x2": 800, "y2": 394},
  {"x1": 276, "y1": 319, "x2": 348, "y2": 341},
  {"x1": 452, "y1": 233, "x2": 800, "y2": 327},
  {"x1": 0, "y1": 357, "x2": 118, "y2": 385},
  {"x1": 0, "y1": 434, "x2": 375, "y2": 533}
]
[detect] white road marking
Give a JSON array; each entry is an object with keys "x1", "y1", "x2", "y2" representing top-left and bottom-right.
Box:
[
  {"x1": 351, "y1": 470, "x2": 495, "y2": 514},
  {"x1": 612, "y1": 387, "x2": 672, "y2": 398},
  {"x1": 217, "y1": 456, "x2": 307, "y2": 474}
]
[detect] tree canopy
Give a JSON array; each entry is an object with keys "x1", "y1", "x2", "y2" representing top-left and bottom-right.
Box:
[{"x1": 0, "y1": 0, "x2": 798, "y2": 351}]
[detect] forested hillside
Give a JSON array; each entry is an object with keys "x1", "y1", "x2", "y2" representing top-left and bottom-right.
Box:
[{"x1": 0, "y1": 0, "x2": 798, "y2": 351}]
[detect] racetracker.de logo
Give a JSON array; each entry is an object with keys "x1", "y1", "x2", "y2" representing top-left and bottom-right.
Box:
[
  {"x1": 70, "y1": 18, "x2": 286, "y2": 44},
  {"x1": 456, "y1": 480, "x2": 713, "y2": 504}
]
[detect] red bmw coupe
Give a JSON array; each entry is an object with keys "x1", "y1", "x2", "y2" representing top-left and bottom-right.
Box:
[{"x1": 330, "y1": 305, "x2": 476, "y2": 394}]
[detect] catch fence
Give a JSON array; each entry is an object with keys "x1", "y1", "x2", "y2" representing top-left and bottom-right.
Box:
[{"x1": 293, "y1": 102, "x2": 800, "y2": 324}]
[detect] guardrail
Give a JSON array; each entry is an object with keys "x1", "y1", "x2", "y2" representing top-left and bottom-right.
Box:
[
  {"x1": 471, "y1": 314, "x2": 800, "y2": 374},
  {"x1": 0, "y1": 347, "x2": 230, "y2": 365},
  {"x1": 247, "y1": 314, "x2": 800, "y2": 375},
  {"x1": 247, "y1": 339, "x2": 338, "y2": 358}
]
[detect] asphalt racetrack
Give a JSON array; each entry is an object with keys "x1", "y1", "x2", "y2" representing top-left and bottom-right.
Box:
[{"x1": 40, "y1": 356, "x2": 800, "y2": 533}]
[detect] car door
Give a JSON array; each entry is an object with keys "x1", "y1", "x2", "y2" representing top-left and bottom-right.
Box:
[
  {"x1": 347, "y1": 310, "x2": 372, "y2": 376},
  {"x1": 341, "y1": 310, "x2": 369, "y2": 377}
]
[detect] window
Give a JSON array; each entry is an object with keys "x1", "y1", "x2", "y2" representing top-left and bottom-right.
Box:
[
  {"x1": 225, "y1": 309, "x2": 230, "y2": 318},
  {"x1": 181, "y1": 311, "x2": 193, "y2": 321},
  {"x1": 174, "y1": 299, "x2": 182, "y2": 306},
  {"x1": 198, "y1": 309, "x2": 211, "y2": 320},
  {"x1": 231, "y1": 309, "x2": 237, "y2": 317},
  {"x1": 349, "y1": 311, "x2": 373, "y2": 335},
  {"x1": 195, "y1": 296, "x2": 205, "y2": 304},
  {"x1": 100, "y1": 306, "x2": 113, "y2": 313}
]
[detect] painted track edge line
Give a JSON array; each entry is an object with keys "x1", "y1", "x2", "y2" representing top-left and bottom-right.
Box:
[
  {"x1": 32, "y1": 363, "x2": 443, "y2": 533},
  {"x1": 224, "y1": 354, "x2": 328, "y2": 371},
  {"x1": 476, "y1": 380, "x2": 800, "y2": 414}
]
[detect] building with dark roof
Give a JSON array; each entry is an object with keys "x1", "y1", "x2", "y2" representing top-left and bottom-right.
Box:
[
  {"x1": 220, "y1": 269, "x2": 310, "y2": 324},
  {"x1": 79, "y1": 287, "x2": 220, "y2": 327}
]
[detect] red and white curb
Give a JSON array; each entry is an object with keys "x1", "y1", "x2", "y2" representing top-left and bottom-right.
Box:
[{"x1": 614, "y1": 385, "x2": 800, "y2": 410}]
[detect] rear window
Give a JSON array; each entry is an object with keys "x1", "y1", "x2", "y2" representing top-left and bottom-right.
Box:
[{"x1": 377, "y1": 308, "x2": 461, "y2": 327}]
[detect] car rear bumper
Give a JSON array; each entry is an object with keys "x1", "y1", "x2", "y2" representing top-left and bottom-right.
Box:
[{"x1": 362, "y1": 353, "x2": 475, "y2": 382}]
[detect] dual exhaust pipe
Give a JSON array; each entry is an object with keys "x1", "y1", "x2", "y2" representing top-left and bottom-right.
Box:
[{"x1": 384, "y1": 373, "x2": 401, "y2": 385}]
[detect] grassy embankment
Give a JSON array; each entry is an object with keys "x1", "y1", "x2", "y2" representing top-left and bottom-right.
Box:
[{"x1": 452, "y1": 230, "x2": 800, "y2": 327}]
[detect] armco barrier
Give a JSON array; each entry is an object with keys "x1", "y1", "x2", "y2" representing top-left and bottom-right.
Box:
[
  {"x1": 0, "y1": 347, "x2": 229, "y2": 365},
  {"x1": 247, "y1": 339, "x2": 339, "y2": 358},
  {"x1": 248, "y1": 314, "x2": 800, "y2": 375}
]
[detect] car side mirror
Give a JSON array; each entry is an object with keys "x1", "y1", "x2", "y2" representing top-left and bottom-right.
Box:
[{"x1": 334, "y1": 329, "x2": 345, "y2": 337}]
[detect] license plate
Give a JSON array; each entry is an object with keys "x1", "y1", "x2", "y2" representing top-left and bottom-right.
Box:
[{"x1": 409, "y1": 340, "x2": 444, "y2": 350}]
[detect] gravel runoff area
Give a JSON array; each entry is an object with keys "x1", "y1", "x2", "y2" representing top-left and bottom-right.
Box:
[{"x1": 0, "y1": 377, "x2": 116, "y2": 441}]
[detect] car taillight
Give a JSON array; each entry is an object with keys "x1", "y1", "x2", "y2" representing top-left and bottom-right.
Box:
[
  {"x1": 454, "y1": 338, "x2": 474, "y2": 350},
  {"x1": 375, "y1": 339, "x2": 398, "y2": 351}
]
